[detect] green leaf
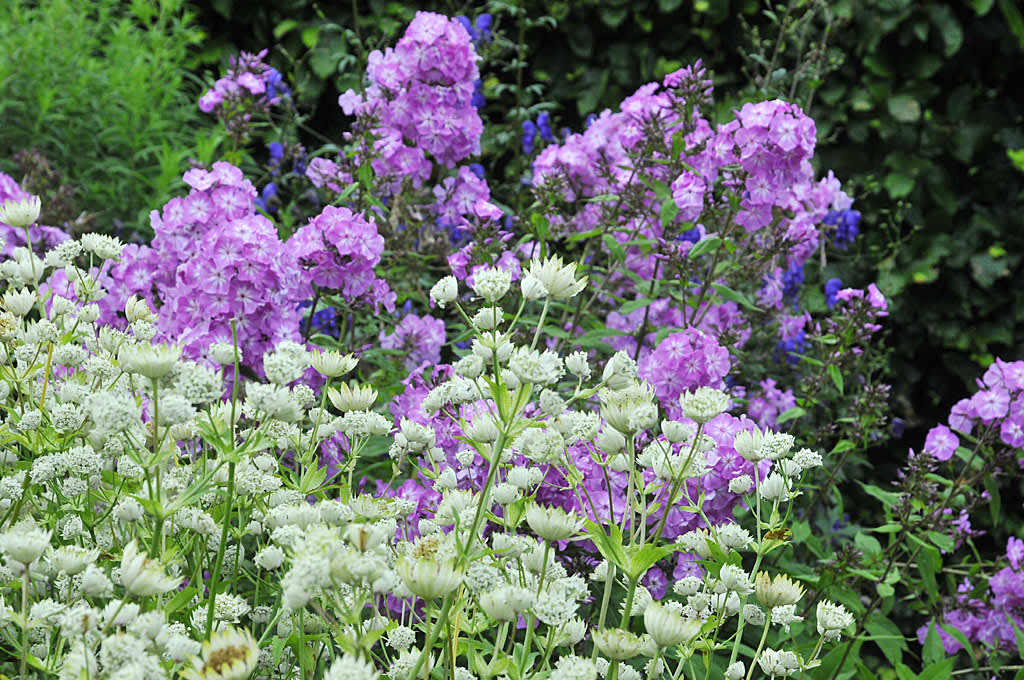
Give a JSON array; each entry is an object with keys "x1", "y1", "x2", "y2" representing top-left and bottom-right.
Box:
[
  {"x1": 939, "y1": 624, "x2": 976, "y2": 670},
  {"x1": 689, "y1": 236, "x2": 722, "y2": 258},
  {"x1": 603, "y1": 234, "x2": 626, "y2": 262},
  {"x1": 888, "y1": 95, "x2": 921, "y2": 123},
  {"x1": 584, "y1": 520, "x2": 629, "y2": 573},
  {"x1": 984, "y1": 472, "x2": 1003, "y2": 524},
  {"x1": 775, "y1": 406, "x2": 806, "y2": 424},
  {"x1": 273, "y1": 19, "x2": 299, "y2": 39},
  {"x1": 884, "y1": 172, "x2": 915, "y2": 199},
  {"x1": 710, "y1": 283, "x2": 761, "y2": 311},
  {"x1": 301, "y1": 26, "x2": 320, "y2": 48},
  {"x1": 894, "y1": 663, "x2": 917, "y2": 680},
  {"x1": 619, "y1": 298, "x2": 656, "y2": 315},
  {"x1": 166, "y1": 585, "x2": 199, "y2": 615},
  {"x1": 926, "y1": 530, "x2": 955, "y2": 553},
  {"x1": 922, "y1": 619, "x2": 944, "y2": 666},
  {"x1": 660, "y1": 197, "x2": 679, "y2": 228},
  {"x1": 865, "y1": 615, "x2": 907, "y2": 667},
  {"x1": 927, "y1": 5, "x2": 964, "y2": 56},
  {"x1": 857, "y1": 482, "x2": 900, "y2": 508},
  {"x1": 828, "y1": 364, "x2": 844, "y2": 394}
]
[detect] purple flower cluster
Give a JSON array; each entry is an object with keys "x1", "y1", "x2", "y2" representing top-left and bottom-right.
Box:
[
  {"x1": 0, "y1": 172, "x2": 68, "y2": 256},
  {"x1": 918, "y1": 537, "x2": 1024, "y2": 653},
  {"x1": 919, "y1": 358, "x2": 1024, "y2": 460},
  {"x1": 745, "y1": 378, "x2": 798, "y2": 428},
  {"x1": 199, "y1": 49, "x2": 290, "y2": 115},
  {"x1": 105, "y1": 162, "x2": 310, "y2": 365},
  {"x1": 289, "y1": 205, "x2": 394, "y2": 312},
  {"x1": 637, "y1": 329, "x2": 731, "y2": 417},
  {"x1": 338, "y1": 12, "x2": 483, "y2": 187},
  {"x1": 379, "y1": 313, "x2": 446, "y2": 371}
]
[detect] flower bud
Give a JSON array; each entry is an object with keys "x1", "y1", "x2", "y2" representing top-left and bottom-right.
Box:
[
  {"x1": 430, "y1": 276, "x2": 458, "y2": 308},
  {"x1": 311, "y1": 350, "x2": 358, "y2": 378}
]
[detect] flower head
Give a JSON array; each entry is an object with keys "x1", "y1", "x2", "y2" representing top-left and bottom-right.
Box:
[
  {"x1": 183, "y1": 627, "x2": 259, "y2": 680},
  {"x1": 0, "y1": 196, "x2": 41, "y2": 228}
]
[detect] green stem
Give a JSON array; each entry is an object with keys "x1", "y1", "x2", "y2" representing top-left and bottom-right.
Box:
[{"x1": 205, "y1": 460, "x2": 236, "y2": 638}]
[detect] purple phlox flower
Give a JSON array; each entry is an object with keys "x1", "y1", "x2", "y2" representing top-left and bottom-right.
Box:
[{"x1": 923, "y1": 424, "x2": 958, "y2": 462}]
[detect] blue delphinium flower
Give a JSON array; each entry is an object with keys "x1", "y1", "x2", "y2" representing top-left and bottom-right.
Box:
[
  {"x1": 254, "y1": 182, "x2": 278, "y2": 213},
  {"x1": 824, "y1": 277, "x2": 843, "y2": 310},
  {"x1": 265, "y1": 68, "x2": 291, "y2": 101},
  {"x1": 471, "y1": 79, "x2": 485, "y2": 109},
  {"x1": 782, "y1": 264, "x2": 804, "y2": 307},
  {"x1": 537, "y1": 112, "x2": 554, "y2": 142},
  {"x1": 825, "y1": 209, "x2": 861, "y2": 250},
  {"x1": 522, "y1": 120, "x2": 537, "y2": 154}
]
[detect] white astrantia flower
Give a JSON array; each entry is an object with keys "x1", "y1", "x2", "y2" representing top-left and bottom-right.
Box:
[
  {"x1": 76, "y1": 233, "x2": 122, "y2": 261},
  {"x1": 758, "y1": 473, "x2": 791, "y2": 502},
  {"x1": 527, "y1": 255, "x2": 588, "y2": 299},
  {"x1": 118, "y1": 342, "x2": 182, "y2": 380},
  {"x1": 0, "y1": 523, "x2": 51, "y2": 570},
  {"x1": 600, "y1": 381, "x2": 657, "y2": 436},
  {"x1": 322, "y1": 652, "x2": 380, "y2": 680},
  {"x1": 526, "y1": 503, "x2": 582, "y2": 542},
  {"x1": 397, "y1": 557, "x2": 463, "y2": 600},
  {"x1": 757, "y1": 648, "x2": 801, "y2": 679},
  {"x1": 592, "y1": 628, "x2": 643, "y2": 661},
  {"x1": 328, "y1": 383, "x2": 378, "y2": 412},
  {"x1": 471, "y1": 266, "x2": 512, "y2": 302},
  {"x1": 728, "y1": 474, "x2": 753, "y2": 494},
  {"x1": 0, "y1": 195, "x2": 41, "y2": 228},
  {"x1": 2, "y1": 287, "x2": 35, "y2": 317},
  {"x1": 602, "y1": 351, "x2": 638, "y2": 391},
  {"x1": 182, "y1": 627, "x2": 259, "y2": 680},
  {"x1": 816, "y1": 600, "x2": 854, "y2": 641},
  {"x1": 742, "y1": 603, "x2": 766, "y2": 626},
  {"x1": 119, "y1": 540, "x2": 182, "y2": 597},
  {"x1": 770, "y1": 603, "x2": 803, "y2": 632},
  {"x1": 520, "y1": 274, "x2": 548, "y2": 300},
  {"x1": 550, "y1": 655, "x2": 597, "y2": 680},
  {"x1": 724, "y1": 662, "x2": 745, "y2": 680},
  {"x1": 678, "y1": 386, "x2": 731, "y2": 424},
  {"x1": 209, "y1": 343, "x2": 238, "y2": 366},
  {"x1": 793, "y1": 448, "x2": 823, "y2": 471},
  {"x1": 755, "y1": 572, "x2": 805, "y2": 608},
  {"x1": 508, "y1": 346, "x2": 564, "y2": 386},
  {"x1": 48, "y1": 545, "x2": 100, "y2": 575},
  {"x1": 716, "y1": 523, "x2": 753, "y2": 551},
  {"x1": 718, "y1": 564, "x2": 753, "y2": 594},
  {"x1": 761, "y1": 431, "x2": 796, "y2": 460},
  {"x1": 643, "y1": 601, "x2": 703, "y2": 648},
  {"x1": 311, "y1": 349, "x2": 358, "y2": 378},
  {"x1": 430, "y1": 275, "x2": 458, "y2": 308},
  {"x1": 733, "y1": 428, "x2": 765, "y2": 461}
]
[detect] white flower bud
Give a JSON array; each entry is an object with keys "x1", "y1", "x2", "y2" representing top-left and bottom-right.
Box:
[
  {"x1": 430, "y1": 276, "x2": 458, "y2": 308},
  {"x1": 565, "y1": 351, "x2": 591, "y2": 379}
]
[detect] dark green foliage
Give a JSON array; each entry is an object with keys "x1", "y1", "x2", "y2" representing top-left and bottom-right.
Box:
[{"x1": 0, "y1": 0, "x2": 205, "y2": 233}]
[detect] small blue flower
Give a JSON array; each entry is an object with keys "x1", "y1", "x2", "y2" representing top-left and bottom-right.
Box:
[
  {"x1": 537, "y1": 112, "x2": 554, "y2": 142},
  {"x1": 679, "y1": 227, "x2": 701, "y2": 243},
  {"x1": 471, "y1": 79, "x2": 485, "y2": 109},
  {"x1": 585, "y1": 113, "x2": 597, "y2": 129},
  {"x1": 782, "y1": 264, "x2": 804, "y2": 306},
  {"x1": 824, "y1": 277, "x2": 843, "y2": 310},
  {"x1": 468, "y1": 163, "x2": 485, "y2": 180},
  {"x1": 825, "y1": 209, "x2": 861, "y2": 250},
  {"x1": 475, "y1": 14, "x2": 492, "y2": 42},
  {"x1": 522, "y1": 120, "x2": 537, "y2": 154}
]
